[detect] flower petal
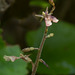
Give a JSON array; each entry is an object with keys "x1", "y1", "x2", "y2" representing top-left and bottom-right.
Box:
[
  {"x1": 51, "y1": 16, "x2": 59, "y2": 23},
  {"x1": 45, "y1": 17, "x2": 52, "y2": 26},
  {"x1": 4, "y1": 55, "x2": 20, "y2": 62},
  {"x1": 45, "y1": 7, "x2": 48, "y2": 14},
  {"x1": 35, "y1": 14, "x2": 44, "y2": 18}
]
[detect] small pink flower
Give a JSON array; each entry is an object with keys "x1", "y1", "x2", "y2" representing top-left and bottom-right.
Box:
[
  {"x1": 35, "y1": 7, "x2": 59, "y2": 27},
  {"x1": 45, "y1": 15, "x2": 59, "y2": 26}
]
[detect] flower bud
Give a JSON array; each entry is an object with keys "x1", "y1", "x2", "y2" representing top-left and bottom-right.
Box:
[
  {"x1": 50, "y1": 33, "x2": 54, "y2": 37},
  {"x1": 22, "y1": 47, "x2": 34, "y2": 52},
  {"x1": 46, "y1": 33, "x2": 54, "y2": 38},
  {"x1": 22, "y1": 47, "x2": 38, "y2": 52},
  {"x1": 30, "y1": 47, "x2": 35, "y2": 50},
  {"x1": 22, "y1": 48, "x2": 31, "y2": 52},
  {"x1": 39, "y1": 59, "x2": 49, "y2": 68},
  {"x1": 49, "y1": 0, "x2": 54, "y2": 5},
  {"x1": 49, "y1": 0, "x2": 53, "y2": 3},
  {"x1": 42, "y1": 11, "x2": 45, "y2": 16}
]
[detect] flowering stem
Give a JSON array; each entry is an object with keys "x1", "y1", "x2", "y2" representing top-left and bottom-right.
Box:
[{"x1": 31, "y1": 26, "x2": 48, "y2": 75}]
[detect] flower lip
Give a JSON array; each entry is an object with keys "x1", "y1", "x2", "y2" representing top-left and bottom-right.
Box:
[
  {"x1": 45, "y1": 16, "x2": 52, "y2": 26},
  {"x1": 51, "y1": 16, "x2": 59, "y2": 23}
]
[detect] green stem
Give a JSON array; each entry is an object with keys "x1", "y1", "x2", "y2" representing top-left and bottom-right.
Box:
[{"x1": 31, "y1": 26, "x2": 48, "y2": 75}]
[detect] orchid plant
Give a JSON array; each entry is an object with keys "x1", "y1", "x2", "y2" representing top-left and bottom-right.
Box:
[{"x1": 3, "y1": 0, "x2": 59, "y2": 75}]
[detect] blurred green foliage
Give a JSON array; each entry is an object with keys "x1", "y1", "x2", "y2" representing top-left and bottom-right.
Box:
[
  {"x1": 0, "y1": 32, "x2": 28, "y2": 75},
  {"x1": 26, "y1": 21, "x2": 75, "y2": 74},
  {"x1": 30, "y1": 0, "x2": 50, "y2": 8},
  {"x1": 29, "y1": 0, "x2": 57, "y2": 8}
]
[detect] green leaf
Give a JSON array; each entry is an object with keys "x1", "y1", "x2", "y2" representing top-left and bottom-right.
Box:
[
  {"x1": 0, "y1": 45, "x2": 28, "y2": 75},
  {"x1": 30, "y1": 1, "x2": 50, "y2": 8},
  {"x1": 26, "y1": 21, "x2": 75, "y2": 74}
]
